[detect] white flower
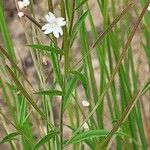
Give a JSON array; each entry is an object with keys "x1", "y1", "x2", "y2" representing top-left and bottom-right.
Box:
[
  {"x1": 42, "y1": 12, "x2": 66, "y2": 38},
  {"x1": 18, "y1": 0, "x2": 30, "y2": 10},
  {"x1": 148, "y1": 4, "x2": 150, "y2": 11},
  {"x1": 18, "y1": 11, "x2": 24, "y2": 18},
  {"x1": 83, "y1": 122, "x2": 89, "y2": 130},
  {"x1": 82, "y1": 100, "x2": 90, "y2": 107}
]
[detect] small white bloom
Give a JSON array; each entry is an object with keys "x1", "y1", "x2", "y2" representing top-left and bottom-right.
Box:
[
  {"x1": 148, "y1": 4, "x2": 150, "y2": 11},
  {"x1": 18, "y1": 0, "x2": 30, "y2": 10},
  {"x1": 82, "y1": 100, "x2": 90, "y2": 107},
  {"x1": 83, "y1": 122, "x2": 89, "y2": 130},
  {"x1": 18, "y1": 11, "x2": 24, "y2": 18},
  {"x1": 42, "y1": 12, "x2": 66, "y2": 38}
]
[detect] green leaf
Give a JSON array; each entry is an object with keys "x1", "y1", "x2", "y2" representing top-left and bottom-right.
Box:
[
  {"x1": 18, "y1": 97, "x2": 27, "y2": 125},
  {"x1": 70, "y1": 71, "x2": 88, "y2": 92},
  {"x1": 65, "y1": 129, "x2": 109, "y2": 145},
  {"x1": 64, "y1": 76, "x2": 77, "y2": 110},
  {"x1": 33, "y1": 130, "x2": 58, "y2": 150},
  {"x1": 75, "y1": 0, "x2": 88, "y2": 10},
  {"x1": 63, "y1": 68, "x2": 84, "y2": 111},
  {"x1": 65, "y1": 129, "x2": 132, "y2": 146},
  {"x1": 28, "y1": 44, "x2": 64, "y2": 55},
  {"x1": 48, "y1": 43, "x2": 63, "y2": 86},
  {"x1": 0, "y1": 132, "x2": 20, "y2": 144},
  {"x1": 0, "y1": 2, "x2": 15, "y2": 58},
  {"x1": 71, "y1": 10, "x2": 89, "y2": 45},
  {"x1": 34, "y1": 89, "x2": 63, "y2": 96}
]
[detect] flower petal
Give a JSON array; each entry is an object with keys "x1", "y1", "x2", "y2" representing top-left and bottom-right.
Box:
[
  {"x1": 43, "y1": 29, "x2": 52, "y2": 34},
  {"x1": 57, "y1": 17, "x2": 66, "y2": 27},
  {"x1": 148, "y1": 5, "x2": 150, "y2": 11},
  {"x1": 45, "y1": 12, "x2": 56, "y2": 23},
  {"x1": 18, "y1": 12, "x2": 24, "y2": 18},
  {"x1": 53, "y1": 26, "x2": 63, "y2": 38},
  {"x1": 48, "y1": 12, "x2": 56, "y2": 19},
  {"x1": 82, "y1": 100, "x2": 90, "y2": 107},
  {"x1": 53, "y1": 30, "x2": 59, "y2": 38},
  {"x1": 18, "y1": 1, "x2": 24, "y2": 10},
  {"x1": 23, "y1": 0, "x2": 30, "y2": 6},
  {"x1": 57, "y1": 26, "x2": 63, "y2": 35},
  {"x1": 42, "y1": 24, "x2": 53, "y2": 34}
]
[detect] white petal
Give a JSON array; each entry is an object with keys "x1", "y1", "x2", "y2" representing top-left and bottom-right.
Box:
[
  {"x1": 42, "y1": 23, "x2": 51, "y2": 30},
  {"x1": 57, "y1": 26, "x2": 63, "y2": 35},
  {"x1": 48, "y1": 12, "x2": 56, "y2": 19},
  {"x1": 53, "y1": 26, "x2": 63, "y2": 38},
  {"x1": 18, "y1": 12, "x2": 24, "y2": 18},
  {"x1": 45, "y1": 15, "x2": 53, "y2": 23},
  {"x1": 23, "y1": 0, "x2": 30, "y2": 5},
  {"x1": 57, "y1": 17, "x2": 66, "y2": 27},
  {"x1": 43, "y1": 29, "x2": 52, "y2": 34},
  {"x1": 42, "y1": 24, "x2": 53, "y2": 34},
  {"x1": 45, "y1": 12, "x2": 56, "y2": 23},
  {"x1": 82, "y1": 100, "x2": 90, "y2": 107},
  {"x1": 60, "y1": 21, "x2": 66, "y2": 27},
  {"x1": 57, "y1": 17, "x2": 65, "y2": 21},
  {"x1": 148, "y1": 5, "x2": 150, "y2": 11},
  {"x1": 53, "y1": 30, "x2": 59, "y2": 38},
  {"x1": 18, "y1": 1, "x2": 24, "y2": 10},
  {"x1": 83, "y1": 122, "x2": 89, "y2": 129}
]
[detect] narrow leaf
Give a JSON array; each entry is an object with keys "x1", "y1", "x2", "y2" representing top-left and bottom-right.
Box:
[
  {"x1": 70, "y1": 71, "x2": 88, "y2": 91},
  {"x1": 33, "y1": 130, "x2": 58, "y2": 150},
  {"x1": 65, "y1": 129, "x2": 134, "y2": 146},
  {"x1": 75, "y1": 0, "x2": 88, "y2": 10},
  {"x1": 34, "y1": 89, "x2": 63, "y2": 96},
  {"x1": 28, "y1": 44, "x2": 64, "y2": 55},
  {"x1": 71, "y1": 10, "x2": 89, "y2": 45},
  {"x1": 65, "y1": 130, "x2": 108, "y2": 145},
  {"x1": 0, "y1": 2, "x2": 15, "y2": 58},
  {"x1": 0, "y1": 132, "x2": 20, "y2": 144}
]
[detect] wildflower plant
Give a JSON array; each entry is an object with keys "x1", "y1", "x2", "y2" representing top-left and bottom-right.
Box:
[
  {"x1": 42, "y1": 12, "x2": 66, "y2": 38},
  {"x1": 0, "y1": 0, "x2": 150, "y2": 150}
]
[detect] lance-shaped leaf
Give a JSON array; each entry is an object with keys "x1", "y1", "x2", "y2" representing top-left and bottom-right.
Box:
[
  {"x1": 0, "y1": 132, "x2": 20, "y2": 144},
  {"x1": 70, "y1": 10, "x2": 89, "y2": 46},
  {"x1": 33, "y1": 130, "x2": 58, "y2": 150},
  {"x1": 75, "y1": 0, "x2": 88, "y2": 10},
  {"x1": 34, "y1": 89, "x2": 63, "y2": 96},
  {"x1": 28, "y1": 44, "x2": 64, "y2": 55}
]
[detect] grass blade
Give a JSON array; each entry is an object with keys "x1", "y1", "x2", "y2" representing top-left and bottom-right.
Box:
[
  {"x1": 34, "y1": 89, "x2": 63, "y2": 96},
  {"x1": 70, "y1": 10, "x2": 89, "y2": 46},
  {"x1": 97, "y1": 79, "x2": 149, "y2": 149},
  {"x1": 69, "y1": 2, "x2": 134, "y2": 71},
  {"x1": 0, "y1": 1, "x2": 15, "y2": 58},
  {"x1": 33, "y1": 130, "x2": 58, "y2": 150},
  {"x1": 0, "y1": 132, "x2": 20, "y2": 144},
  {"x1": 75, "y1": 0, "x2": 88, "y2": 10}
]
